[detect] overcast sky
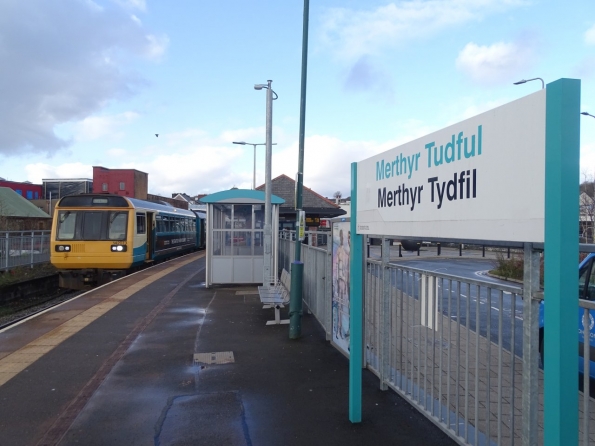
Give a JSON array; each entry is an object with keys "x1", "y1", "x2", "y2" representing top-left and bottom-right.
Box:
[{"x1": 0, "y1": 0, "x2": 594, "y2": 198}]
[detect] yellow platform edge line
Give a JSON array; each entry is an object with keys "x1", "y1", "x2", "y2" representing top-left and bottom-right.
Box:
[{"x1": 0, "y1": 252, "x2": 203, "y2": 387}]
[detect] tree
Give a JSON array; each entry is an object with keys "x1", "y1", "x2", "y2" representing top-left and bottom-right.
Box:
[
  {"x1": 580, "y1": 170, "x2": 595, "y2": 242},
  {"x1": 333, "y1": 191, "x2": 342, "y2": 202}
]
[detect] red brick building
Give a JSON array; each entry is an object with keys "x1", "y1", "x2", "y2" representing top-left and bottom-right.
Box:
[{"x1": 92, "y1": 166, "x2": 148, "y2": 200}]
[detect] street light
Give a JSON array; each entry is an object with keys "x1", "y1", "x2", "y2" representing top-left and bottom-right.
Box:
[
  {"x1": 581, "y1": 112, "x2": 595, "y2": 119},
  {"x1": 254, "y1": 80, "x2": 278, "y2": 289},
  {"x1": 513, "y1": 77, "x2": 545, "y2": 89},
  {"x1": 232, "y1": 141, "x2": 277, "y2": 190}
]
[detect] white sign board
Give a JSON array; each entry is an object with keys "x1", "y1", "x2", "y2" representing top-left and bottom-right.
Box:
[{"x1": 356, "y1": 90, "x2": 546, "y2": 243}]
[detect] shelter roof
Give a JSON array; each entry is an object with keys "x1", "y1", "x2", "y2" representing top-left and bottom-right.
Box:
[
  {"x1": 199, "y1": 189, "x2": 284, "y2": 205},
  {"x1": 0, "y1": 188, "x2": 51, "y2": 218}
]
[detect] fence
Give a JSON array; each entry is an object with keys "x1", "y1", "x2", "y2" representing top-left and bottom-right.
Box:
[
  {"x1": 0, "y1": 231, "x2": 51, "y2": 271},
  {"x1": 279, "y1": 231, "x2": 332, "y2": 336},
  {"x1": 278, "y1": 231, "x2": 595, "y2": 445}
]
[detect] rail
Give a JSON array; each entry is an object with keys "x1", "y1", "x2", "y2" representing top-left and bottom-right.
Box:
[{"x1": 278, "y1": 230, "x2": 595, "y2": 445}]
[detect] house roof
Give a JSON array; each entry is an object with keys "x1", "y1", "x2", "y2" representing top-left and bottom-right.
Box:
[
  {"x1": 256, "y1": 174, "x2": 345, "y2": 217},
  {"x1": 0, "y1": 188, "x2": 51, "y2": 218},
  {"x1": 172, "y1": 193, "x2": 195, "y2": 203}
]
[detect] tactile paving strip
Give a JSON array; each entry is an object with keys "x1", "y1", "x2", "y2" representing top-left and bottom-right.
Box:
[{"x1": 193, "y1": 351, "x2": 235, "y2": 365}]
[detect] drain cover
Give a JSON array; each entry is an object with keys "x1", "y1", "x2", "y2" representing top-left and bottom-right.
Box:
[
  {"x1": 194, "y1": 351, "x2": 235, "y2": 365},
  {"x1": 235, "y1": 290, "x2": 259, "y2": 295}
]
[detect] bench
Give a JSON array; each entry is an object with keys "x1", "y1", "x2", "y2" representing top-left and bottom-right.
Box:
[{"x1": 258, "y1": 269, "x2": 291, "y2": 325}]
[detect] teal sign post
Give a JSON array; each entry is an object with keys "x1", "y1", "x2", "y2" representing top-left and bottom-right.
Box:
[
  {"x1": 544, "y1": 78, "x2": 581, "y2": 445},
  {"x1": 349, "y1": 162, "x2": 363, "y2": 423}
]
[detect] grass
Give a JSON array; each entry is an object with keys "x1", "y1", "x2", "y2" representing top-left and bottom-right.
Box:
[
  {"x1": 490, "y1": 252, "x2": 589, "y2": 286},
  {"x1": 0, "y1": 263, "x2": 58, "y2": 288}
]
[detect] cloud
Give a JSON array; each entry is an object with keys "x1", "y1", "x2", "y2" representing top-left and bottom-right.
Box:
[
  {"x1": 73, "y1": 112, "x2": 139, "y2": 141},
  {"x1": 0, "y1": 0, "x2": 167, "y2": 156},
  {"x1": 455, "y1": 40, "x2": 536, "y2": 85},
  {"x1": 319, "y1": 0, "x2": 527, "y2": 61},
  {"x1": 343, "y1": 56, "x2": 396, "y2": 102},
  {"x1": 272, "y1": 128, "x2": 432, "y2": 199},
  {"x1": 111, "y1": 0, "x2": 146, "y2": 12},
  {"x1": 586, "y1": 23, "x2": 595, "y2": 45},
  {"x1": 25, "y1": 162, "x2": 93, "y2": 181}
]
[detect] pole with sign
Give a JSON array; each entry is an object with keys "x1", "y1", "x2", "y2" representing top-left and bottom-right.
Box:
[{"x1": 297, "y1": 210, "x2": 306, "y2": 241}]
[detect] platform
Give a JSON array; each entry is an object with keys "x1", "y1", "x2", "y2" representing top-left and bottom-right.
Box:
[{"x1": 0, "y1": 252, "x2": 455, "y2": 445}]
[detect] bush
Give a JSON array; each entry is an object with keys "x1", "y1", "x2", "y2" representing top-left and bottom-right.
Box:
[{"x1": 492, "y1": 251, "x2": 524, "y2": 281}]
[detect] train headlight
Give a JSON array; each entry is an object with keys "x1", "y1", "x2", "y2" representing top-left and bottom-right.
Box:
[
  {"x1": 111, "y1": 245, "x2": 127, "y2": 252},
  {"x1": 55, "y1": 245, "x2": 71, "y2": 252}
]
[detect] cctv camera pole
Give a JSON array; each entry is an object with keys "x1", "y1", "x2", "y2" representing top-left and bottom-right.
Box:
[{"x1": 289, "y1": 0, "x2": 309, "y2": 339}]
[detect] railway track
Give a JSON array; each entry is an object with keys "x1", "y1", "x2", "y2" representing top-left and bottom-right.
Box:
[
  {"x1": 0, "y1": 287, "x2": 85, "y2": 330},
  {"x1": 0, "y1": 253, "x2": 201, "y2": 330}
]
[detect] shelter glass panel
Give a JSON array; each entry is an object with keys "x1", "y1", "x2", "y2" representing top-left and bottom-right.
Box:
[
  {"x1": 212, "y1": 230, "x2": 232, "y2": 256},
  {"x1": 253, "y1": 205, "x2": 264, "y2": 229},
  {"x1": 253, "y1": 230, "x2": 264, "y2": 255},
  {"x1": 213, "y1": 204, "x2": 232, "y2": 229},
  {"x1": 233, "y1": 231, "x2": 252, "y2": 256},
  {"x1": 233, "y1": 205, "x2": 253, "y2": 230}
]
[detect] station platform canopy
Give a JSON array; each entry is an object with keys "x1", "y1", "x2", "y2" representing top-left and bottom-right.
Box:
[{"x1": 200, "y1": 189, "x2": 285, "y2": 287}]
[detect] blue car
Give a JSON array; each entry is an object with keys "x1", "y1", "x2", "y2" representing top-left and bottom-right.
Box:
[{"x1": 538, "y1": 252, "x2": 595, "y2": 380}]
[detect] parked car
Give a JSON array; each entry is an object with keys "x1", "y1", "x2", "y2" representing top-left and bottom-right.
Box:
[{"x1": 538, "y1": 252, "x2": 595, "y2": 381}]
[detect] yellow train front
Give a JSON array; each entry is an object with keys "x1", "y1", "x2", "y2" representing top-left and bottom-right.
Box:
[{"x1": 51, "y1": 194, "x2": 203, "y2": 290}]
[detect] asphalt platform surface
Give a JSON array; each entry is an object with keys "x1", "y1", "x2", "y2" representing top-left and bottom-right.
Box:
[{"x1": 0, "y1": 252, "x2": 457, "y2": 446}]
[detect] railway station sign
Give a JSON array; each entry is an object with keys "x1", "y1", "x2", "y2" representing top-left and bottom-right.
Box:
[{"x1": 356, "y1": 90, "x2": 546, "y2": 242}]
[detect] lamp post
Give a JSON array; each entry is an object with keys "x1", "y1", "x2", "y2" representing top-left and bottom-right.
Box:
[
  {"x1": 513, "y1": 77, "x2": 545, "y2": 89},
  {"x1": 232, "y1": 141, "x2": 277, "y2": 190},
  {"x1": 254, "y1": 80, "x2": 278, "y2": 288},
  {"x1": 581, "y1": 112, "x2": 595, "y2": 119},
  {"x1": 288, "y1": 0, "x2": 310, "y2": 340}
]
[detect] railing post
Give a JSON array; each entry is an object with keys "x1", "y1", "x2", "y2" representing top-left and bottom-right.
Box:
[
  {"x1": 522, "y1": 242, "x2": 540, "y2": 445},
  {"x1": 30, "y1": 231, "x2": 34, "y2": 268},
  {"x1": 326, "y1": 234, "x2": 333, "y2": 340},
  {"x1": 3, "y1": 233, "x2": 7, "y2": 270},
  {"x1": 380, "y1": 236, "x2": 390, "y2": 390},
  {"x1": 19, "y1": 233, "x2": 24, "y2": 265}
]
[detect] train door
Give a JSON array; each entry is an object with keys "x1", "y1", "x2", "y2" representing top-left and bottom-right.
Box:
[{"x1": 146, "y1": 212, "x2": 155, "y2": 260}]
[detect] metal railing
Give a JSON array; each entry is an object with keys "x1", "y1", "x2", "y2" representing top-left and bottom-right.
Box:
[
  {"x1": 278, "y1": 230, "x2": 595, "y2": 445},
  {"x1": 278, "y1": 231, "x2": 332, "y2": 336},
  {"x1": 0, "y1": 231, "x2": 51, "y2": 271}
]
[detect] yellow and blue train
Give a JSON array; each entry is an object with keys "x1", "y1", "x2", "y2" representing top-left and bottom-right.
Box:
[{"x1": 50, "y1": 194, "x2": 205, "y2": 289}]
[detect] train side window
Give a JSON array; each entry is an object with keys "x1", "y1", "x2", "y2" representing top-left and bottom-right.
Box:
[
  {"x1": 136, "y1": 213, "x2": 146, "y2": 235},
  {"x1": 109, "y1": 212, "x2": 128, "y2": 240}
]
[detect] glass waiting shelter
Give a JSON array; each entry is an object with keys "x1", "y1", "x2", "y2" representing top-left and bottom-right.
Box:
[{"x1": 200, "y1": 189, "x2": 284, "y2": 287}]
